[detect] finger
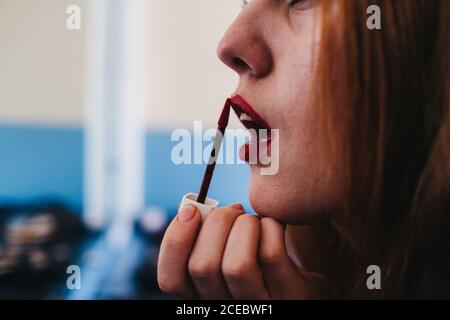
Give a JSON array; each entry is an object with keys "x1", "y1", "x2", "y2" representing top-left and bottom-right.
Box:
[
  {"x1": 157, "y1": 204, "x2": 202, "y2": 299},
  {"x1": 188, "y1": 205, "x2": 244, "y2": 299},
  {"x1": 228, "y1": 203, "x2": 244, "y2": 210},
  {"x1": 222, "y1": 214, "x2": 270, "y2": 300},
  {"x1": 259, "y1": 218, "x2": 319, "y2": 299}
]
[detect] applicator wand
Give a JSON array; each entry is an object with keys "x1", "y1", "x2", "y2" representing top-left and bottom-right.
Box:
[
  {"x1": 178, "y1": 98, "x2": 232, "y2": 220},
  {"x1": 197, "y1": 98, "x2": 232, "y2": 204}
]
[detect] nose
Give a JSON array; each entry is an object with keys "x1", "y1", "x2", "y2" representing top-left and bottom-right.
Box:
[{"x1": 217, "y1": 7, "x2": 273, "y2": 79}]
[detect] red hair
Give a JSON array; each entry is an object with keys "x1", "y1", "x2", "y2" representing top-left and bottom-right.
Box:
[{"x1": 305, "y1": 0, "x2": 450, "y2": 298}]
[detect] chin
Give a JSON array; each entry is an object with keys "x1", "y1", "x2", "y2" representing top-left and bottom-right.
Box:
[{"x1": 247, "y1": 168, "x2": 334, "y2": 225}]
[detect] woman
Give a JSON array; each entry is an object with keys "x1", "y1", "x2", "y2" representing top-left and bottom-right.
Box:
[{"x1": 157, "y1": 0, "x2": 450, "y2": 299}]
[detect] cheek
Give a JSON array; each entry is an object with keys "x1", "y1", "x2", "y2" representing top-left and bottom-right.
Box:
[
  {"x1": 248, "y1": 100, "x2": 344, "y2": 224},
  {"x1": 247, "y1": 17, "x2": 342, "y2": 223},
  {"x1": 248, "y1": 122, "x2": 320, "y2": 223}
]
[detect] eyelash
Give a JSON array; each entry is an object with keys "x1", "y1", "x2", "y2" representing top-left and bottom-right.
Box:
[{"x1": 241, "y1": 0, "x2": 308, "y2": 8}]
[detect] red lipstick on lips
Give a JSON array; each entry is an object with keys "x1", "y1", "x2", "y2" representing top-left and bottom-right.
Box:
[
  {"x1": 196, "y1": 95, "x2": 272, "y2": 204},
  {"x1": 230, "y1": 94, "x2": 272, "y2": 163},
  {"x1": 230, "y1": 95, "x2": 271, "y2": 130}
]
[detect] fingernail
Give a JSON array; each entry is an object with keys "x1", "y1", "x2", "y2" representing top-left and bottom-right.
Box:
[
  {"x1": 229, "y1": 203, "x2": 244, "y2": 210},
  {"x1": 178, "y1": 205, "x2": 196, "y2": 223}
]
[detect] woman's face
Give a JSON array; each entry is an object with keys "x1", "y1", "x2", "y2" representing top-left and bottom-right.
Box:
[{"x1": 218, "y1": 0, "x2": 344, "y2": 224}]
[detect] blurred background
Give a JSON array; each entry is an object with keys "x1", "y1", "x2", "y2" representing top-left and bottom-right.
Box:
[{"x1": 0, "y1": 0, "x2": 251, "y2": 299}]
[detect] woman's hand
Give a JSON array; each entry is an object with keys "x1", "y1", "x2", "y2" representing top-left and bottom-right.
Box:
[{"x1": 157, "y1": 203, "x2": 329, "y2": 299}]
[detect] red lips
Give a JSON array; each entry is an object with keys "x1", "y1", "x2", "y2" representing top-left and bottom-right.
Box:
[
  {"x1": 230, "y1": 94, "x2": 271, "y2": 130},
  {"x1": 229, "y1": 94, "x2": 272, "y2": 163}
]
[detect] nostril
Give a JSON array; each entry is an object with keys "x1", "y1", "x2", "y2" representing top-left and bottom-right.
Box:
[{"x1": 232, "y1": 57, "x2": 249, "y2": 71}]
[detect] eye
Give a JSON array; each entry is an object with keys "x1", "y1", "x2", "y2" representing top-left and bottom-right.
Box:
[
  {"x1": 242, "y1": 0, "x2": 314, "y2": 10},
  {"x1": 290, "y1": 0, "x2": 314, "y2": 10}
]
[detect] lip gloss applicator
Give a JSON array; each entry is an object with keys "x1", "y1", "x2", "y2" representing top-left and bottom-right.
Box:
[
  {"x1": 178, "y1": 98, "x2": 232, "y2": 220},
  {"x1": 197, "y1": 98, "x2": 231, "y2": 204}
]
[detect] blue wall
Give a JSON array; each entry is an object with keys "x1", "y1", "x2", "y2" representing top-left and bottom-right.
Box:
[
  {"x1": 0, "y1": 124, "x2": 251, "y2": 214},
  {"x1": 0, "y1": 124, "x2": 84, "y2": 210},
  {"x1": 145, "y1": 131, "x2": 251, "y2": 213}
]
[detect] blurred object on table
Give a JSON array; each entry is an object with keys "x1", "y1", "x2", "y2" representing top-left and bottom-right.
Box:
[{"x1": 0, "y1": 200, "x2": 88, "y2": 299}]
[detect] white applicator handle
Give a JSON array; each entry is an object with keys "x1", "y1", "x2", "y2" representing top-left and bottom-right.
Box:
[{"x1": 179, "y1": 192, "x2": 219, "y2": 221}]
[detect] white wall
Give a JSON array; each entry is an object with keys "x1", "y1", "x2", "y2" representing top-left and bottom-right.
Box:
[
  {"x1": 0, "y1": 0, "x2": 242, "y2": 129},
  {"x1": 0, "y1": 0, "x2": 87, "y2": 126},
  {"x1": 143, "y1": 0, "x2": 241, "y2": 129}
]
